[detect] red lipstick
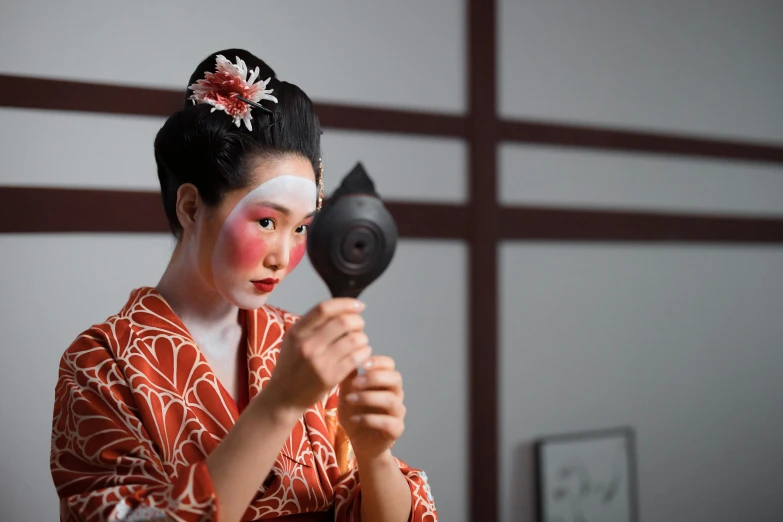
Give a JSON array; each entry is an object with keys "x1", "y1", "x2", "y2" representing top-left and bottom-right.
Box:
[{"x1": 252, "y1": 278, "x2": 279, "y2": 293}]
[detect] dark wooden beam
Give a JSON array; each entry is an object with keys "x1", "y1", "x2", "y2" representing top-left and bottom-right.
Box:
[
  {"x1": 4, "y1": 186, "x2": 780, "y2": 243},
  {"x1": 499, "y1": 119, "x2": 783, "y2": 165},
  {"x1": 0, "y1": 74, "x2": 466, "y2": 138},
  {"x1": 0, "y1": 186, "x2": 169, "y2": 233},
  {"x1": 499, "y1": 206, "x2": 783, "y2": 242},
  {"x1": 0, "y1": 74, "x2": 183, "y2": 118},
  {"x1": 468, "y1": 0, "x2": 500, "y2": 520},
  {"x1": 0, "y1": 186, "x2": 468, "y2": 239}
]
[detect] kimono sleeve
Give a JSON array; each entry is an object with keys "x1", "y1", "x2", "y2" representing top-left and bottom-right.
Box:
[
  {"x1": 324, "y1": 388, "x2": 438, "y2": 522},
  {"x1": 50, "y1": 336, "x2": 218, "y2": 522}
]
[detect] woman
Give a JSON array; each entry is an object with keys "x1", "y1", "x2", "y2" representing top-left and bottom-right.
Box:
[{"x1": 50, "y1": 49, "x2": 437, "y2": 522}]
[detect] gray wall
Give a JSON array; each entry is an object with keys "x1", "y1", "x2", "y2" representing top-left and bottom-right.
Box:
[{"x1": 498, "y1": 2, "x2": 783, "y2": 522}]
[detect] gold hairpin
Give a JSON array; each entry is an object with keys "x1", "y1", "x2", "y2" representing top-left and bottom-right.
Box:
[{"x1": 316, "y1": 157, "x2": 325, "y2": 210}]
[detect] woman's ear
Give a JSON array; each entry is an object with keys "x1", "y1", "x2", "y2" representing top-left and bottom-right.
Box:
[{"x1": 175, "y1": 183, "x2": 201, "y2": 235}]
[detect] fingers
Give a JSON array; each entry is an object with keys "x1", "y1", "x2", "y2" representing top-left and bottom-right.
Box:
[
  {"x1": 294, "y1": 299, "x2": 365, "y2": 338},
  {"x1": 360, "y1": 355, "x2": 395, "y2": 372},
  {"x1": 325, "y1": 335, "x2": 371, "y2": 382},
  {"x1": 314, "y1": 313, "x2": 366, "y2": 348},
  {"x1": 339, "y1": 356, "x2": 396, "y2": 393},
  {"x1": 348, "y1": 413, "x2": 405, "y2": 440},
  {"x1": 351, "y1": 369, "x2": 402, "y2": 393},
  {"x1": 344, "y1": 390, "x2": 406, "y2": 417},
  {"x1": 327, "y1": 331, "x2": 370, "y2": 363}
]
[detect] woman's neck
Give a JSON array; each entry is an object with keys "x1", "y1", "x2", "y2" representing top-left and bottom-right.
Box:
[
  {"x1": 157, "y1": 237, "x2": 245, "y2": 399},
  {"x1": 156, "y1": 238, "x2": 240, "y2": 344}
]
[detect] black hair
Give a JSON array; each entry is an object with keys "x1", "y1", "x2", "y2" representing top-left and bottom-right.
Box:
[{"x1": 154, "y1": 48, "x2": 321, "y2": 236}]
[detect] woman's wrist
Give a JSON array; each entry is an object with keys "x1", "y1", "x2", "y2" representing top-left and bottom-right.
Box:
[
  {"x1": 356, "y1": 448, "x2": 412, "y2": 522},
  {"x1": 355, "y1": 448, "x2": 396, "y2": 471},
  {"x1": 250, "y1": 383, "x2": 304, "y2": 428}
]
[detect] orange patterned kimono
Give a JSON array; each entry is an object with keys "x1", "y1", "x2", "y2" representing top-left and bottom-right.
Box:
[{"x1": 50, "y1": 287, "x2": 437, "y2": 521}]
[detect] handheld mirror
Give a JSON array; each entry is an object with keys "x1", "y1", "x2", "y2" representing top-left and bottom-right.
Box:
[{"x1": 306, "y1": 162, "x2": 398, "y2": 298}]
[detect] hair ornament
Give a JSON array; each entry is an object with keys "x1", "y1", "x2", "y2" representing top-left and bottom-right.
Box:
[
  {"x1": 188, "y1": 55, "x2": 277, "y2": 131},
  {"x1": 317, "y1": 157, "x2": 325, "y2": 210}
]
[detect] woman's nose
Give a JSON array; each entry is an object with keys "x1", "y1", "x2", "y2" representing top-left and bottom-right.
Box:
[{"x1": 264, "y1": 235, "x2": 290, "y2": 271}]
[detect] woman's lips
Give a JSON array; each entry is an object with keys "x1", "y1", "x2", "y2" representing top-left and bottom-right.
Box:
[{"x1": 251, "y1": 278, "x2": 279, "y2": 293}]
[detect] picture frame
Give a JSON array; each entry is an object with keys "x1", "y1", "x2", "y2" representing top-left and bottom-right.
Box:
[{"x1": 534, "y1": 427, "x2": 639, "y2": 522}]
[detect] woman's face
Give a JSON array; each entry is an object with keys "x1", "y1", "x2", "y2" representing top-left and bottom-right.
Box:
[{"x1": 200, "y1": 155, "x2": 317, "y2": 309}]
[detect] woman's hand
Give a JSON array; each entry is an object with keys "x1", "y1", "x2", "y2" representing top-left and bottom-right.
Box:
[
  {"x1": 338, "y1": 356, "x2": 406, "y2": 460},
  {"x1": 264, "y1": 298, "x2": 371, "y2": 414}
]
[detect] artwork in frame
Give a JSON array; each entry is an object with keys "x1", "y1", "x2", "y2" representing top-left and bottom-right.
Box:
[{"x1": 534, "y1": 427, "x2": 639, "y2": 522}]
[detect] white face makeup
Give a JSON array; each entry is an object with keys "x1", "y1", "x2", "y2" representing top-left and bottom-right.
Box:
[{"x1": 211, "y1": 175, "x2": 317, "y2": 309}]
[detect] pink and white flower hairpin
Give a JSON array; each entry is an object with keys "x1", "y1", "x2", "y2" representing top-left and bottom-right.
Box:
[{"x1": 188, "y1": 54, "x2": 278, "y2": 131}]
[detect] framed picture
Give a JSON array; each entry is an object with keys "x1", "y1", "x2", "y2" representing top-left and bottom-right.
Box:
[{"x1": 534, "y1": 427, "x2": 638, "y2": 522}]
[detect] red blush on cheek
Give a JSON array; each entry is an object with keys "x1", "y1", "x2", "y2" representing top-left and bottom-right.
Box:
[
  {"x1": 224, "y1": 219, "x2": 267, "y2": 271},
  {"x1": 288, "y1": 241, "x2": 306, "y2": 272}
]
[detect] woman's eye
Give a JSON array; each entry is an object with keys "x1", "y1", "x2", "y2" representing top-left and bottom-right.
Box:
[
  {"x1": 258, "y1": 218, "x2": 275, "y2": 230},
  {"x1": 295, "y1": 224, "x2": 309, "y2": 235}
]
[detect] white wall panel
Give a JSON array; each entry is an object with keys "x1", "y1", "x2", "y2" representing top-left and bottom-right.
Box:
[
  {"x1": 272, "y1": 240, "x2": 468, "y2": 522},
  {"x1": 323, "y1": 131, "x2": 466, "y2": 202},
  {"x1": 0, "y1": 0, "x2": 465, "y2": 113},
  {"x1": 500, "y1": 144, "x2": 783, "y2": 216},
  {"x1": 0, "y1": 235, "x2": 466, "y2": 521},
  {"x1": 0, "y1": 108, "x2": 165, "y2": 188},
  {"x1": 0, "y1": 109, "x2": 467, "y2": 203},
  {"x1": 499, "y1": 243, "x2": 783, "y2": 522},
  {"x1": 499, "y1": 0, "x2": 783, "y2": 142}
]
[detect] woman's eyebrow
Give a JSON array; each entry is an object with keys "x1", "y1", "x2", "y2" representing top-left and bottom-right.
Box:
[
  {"x1": 255, "y1": 201, "x2": 291, "y2": 215},
  {"x1": 255, "y1": 201, "x2": 317, "y2": 218}
]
